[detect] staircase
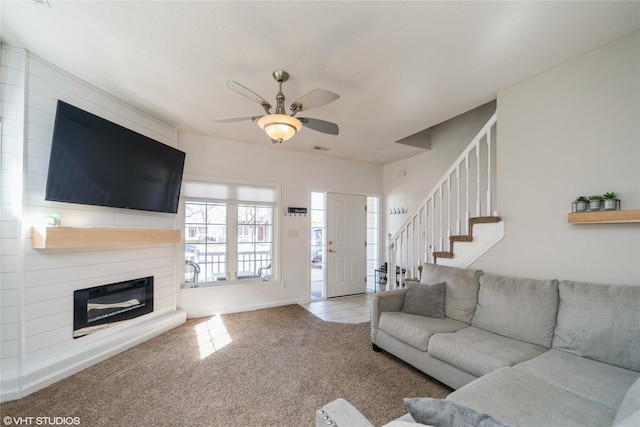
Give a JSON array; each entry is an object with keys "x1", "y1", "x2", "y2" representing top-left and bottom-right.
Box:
[{"x1": 388, "y1": 113, "x2": 502, "y2": 284}]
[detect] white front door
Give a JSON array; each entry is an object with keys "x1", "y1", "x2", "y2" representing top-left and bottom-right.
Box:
[{"x1": 326, "y1": 192, "x2": 366, "y2": 298}]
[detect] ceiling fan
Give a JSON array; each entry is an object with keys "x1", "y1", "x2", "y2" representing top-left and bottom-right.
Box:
[{"x1": 213, "y1": 70, "x2": 340, "y2": 144}]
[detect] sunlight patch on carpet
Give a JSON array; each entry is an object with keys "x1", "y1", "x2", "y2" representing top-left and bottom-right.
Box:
[{"x1": 195, "y1": 315, "x2": 232, "y2": 359}]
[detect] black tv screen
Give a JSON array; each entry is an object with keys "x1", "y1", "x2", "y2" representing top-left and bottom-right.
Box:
[{"x1": 45, "y1": 100, "x2": 186, "y2": 214}]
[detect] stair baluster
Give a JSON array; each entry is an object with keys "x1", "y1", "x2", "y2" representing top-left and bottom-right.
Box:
[{"x1": 388, "y1": 113, "x2": 498, "y2": 284}]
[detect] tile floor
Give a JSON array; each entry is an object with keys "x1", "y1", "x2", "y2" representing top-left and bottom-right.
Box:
[{"x1": 299, "y1": 293, "x2": 371, "y2": 324}]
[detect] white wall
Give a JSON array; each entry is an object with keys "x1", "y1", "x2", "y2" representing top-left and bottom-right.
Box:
[
  {"x1": 177, "y1": 132, "x2": 382, "y2": 317},
  {"x1": 1, "y1": 47, "x2": 185, "y2": 401},
  {"x1": 5, "y1": 29, "x2": 636, "y2": 401},
  {"x1": 473, "y1": 32, "x2": 640, "y2": 286},
  {"x1": 1, "y1": 45, "x2": 27, "y2": 399},
  {"x1": 383, "y1": 33, "x2": 639, "y2": 286},
  {"x1": 1, "y1": 45, "x2": 382, "y2": 399},
  {"x1": 383, "y1": 101, "x2": 497, "y2": 236}
]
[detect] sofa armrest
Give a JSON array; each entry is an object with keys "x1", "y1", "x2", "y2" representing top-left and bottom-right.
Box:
[
  {"x1": 371, "y1": 289, "x2": 407, "y2": 343},
  {"x1": 316, "y1": 398, "x2": 375, "y2": 427}
]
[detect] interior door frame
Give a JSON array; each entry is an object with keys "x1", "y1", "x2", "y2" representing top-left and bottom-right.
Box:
[{"x1": 309, "y1": 190, "x2": 380, "y2": 300}]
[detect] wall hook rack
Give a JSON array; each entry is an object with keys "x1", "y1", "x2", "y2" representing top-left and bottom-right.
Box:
[
  {"x1": 284, "y1": 207, "x2": 307, "y2": 217},
  {"x1": 389, "y1": 208, "x2": 406, "y2": 215}
]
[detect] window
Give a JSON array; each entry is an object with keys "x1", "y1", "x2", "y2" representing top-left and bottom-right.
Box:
[
  {"x1": 238, "y1": 224, "x2": 250, "y2": 242},
  {"x1": 366, "y1": 196, "x2": 379, "y2": 292},
  {"x1": 237, "y1": 204, "x2": 273, "y2": 276},
  {"x1": 183, "y1": 180, "x2": 277, "y2": 286},
  {"x1": 185, "y1": 201, "x2": 227, "y2": 282},
  {"x1": 310, "y1": 192, "x2": 325, "y2": 298}
]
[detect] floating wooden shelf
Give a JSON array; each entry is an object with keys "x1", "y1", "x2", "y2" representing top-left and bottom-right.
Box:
[
  {"x1": 568, "y1": 209, "x2": 640, "y2": 224},
  {"x1": 32, "y1": 226, "x2": 181, "y2": 249}
]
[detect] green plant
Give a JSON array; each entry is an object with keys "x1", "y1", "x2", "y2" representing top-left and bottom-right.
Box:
[
  {"x1": 574, "y1": 196, "x2": 588, "y2": 202},
  {"x1": 603, "y1": 192, "x2": 617, "y2": 200},
  {"x1": 46, "y1": 214, "x2": 61, "y2": 226},
  {"x1": 588, "y1": 195, "x2": 603, "y2": 201}
]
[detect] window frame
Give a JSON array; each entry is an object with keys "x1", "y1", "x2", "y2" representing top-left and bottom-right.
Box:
[{"x1": 181, "y1": 177, "x2": 279, "y2": 288}]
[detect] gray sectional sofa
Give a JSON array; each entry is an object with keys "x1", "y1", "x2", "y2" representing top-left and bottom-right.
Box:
[{"x1": 316, "y1": 264, "x2": 640, "y2": 427}]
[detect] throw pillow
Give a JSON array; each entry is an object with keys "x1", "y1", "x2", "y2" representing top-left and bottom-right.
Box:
[
  {"x1": 404, "y1": 398, "x2": 511, "y2": 427},
  {"x1": 402, "y1": 282, "x2": 445, "y2": 318}
]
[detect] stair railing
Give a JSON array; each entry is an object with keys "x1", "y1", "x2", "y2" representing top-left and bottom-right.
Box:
[{"x1": 388, "y1": 112, "x2": 497, "y2": 285}]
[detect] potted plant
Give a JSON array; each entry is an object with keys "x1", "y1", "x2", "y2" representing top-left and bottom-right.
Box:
[
  {"x1": 588, "y1": 195, "x2": 603, "y2": 210},
  {"x1": 46, "y1": 214, "x2": 61, "y2": 227},
  {"x1": 574, "y1": 196, "x2": 588, "y2": 212},
  {"x1": 602, "y1": 192, "x2": 618, "y2": 210}
]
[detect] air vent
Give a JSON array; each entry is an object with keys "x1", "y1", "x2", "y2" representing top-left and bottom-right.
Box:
[{"x1": 313, "y1": 146, "x2": 330, "y2": 151}]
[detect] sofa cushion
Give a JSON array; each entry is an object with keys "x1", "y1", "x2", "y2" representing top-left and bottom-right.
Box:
[
  {"x1": 402, "y1": 282, "x2": 445, "y2": 318},
  {"x1": 553, "y1": 280, "x2": 640, "y2": 371},
  {"x1": 514, "y1": 349, "x2": 640, "y2": 411},
  {"x1": 378, "y1": 312, "x2": 468, "y2": 352},
  {"x1": 448, "y1": 367, "x2": 616, "y2": 427},
  {"x1": 615, "y1": 411, "x2": 640, "y2": 427},
  {"x1": 428, "y1": 326, "x2": 546, "y2": 377},
  {"x1": 421, "y1": 264, "x2": 482, "y2": 324},
  {"x1": 318, "y1": 398, "x2": 374, "y2": 427},
  {"x1": 383, "y1": 421, "x2": 429, "y2": 427},
  {"x1": 614, "y1": 377, "x2": 640, "y2": 427},
  {"x1": 387, "y1": 413, "x2": 417, "y2": 423},
  {"x1": 471, "y1": 274, "x2": 558, "y2": 348},
  {"x1": 403, "y1": 397, "x2": 510, "y2": 427}
]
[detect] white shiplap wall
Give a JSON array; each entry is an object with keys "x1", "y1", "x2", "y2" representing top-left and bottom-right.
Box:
[
  {"x1": 1, "y1": 44, "x2": 27, "y2": 398},
  {"x1": 1, "y1": 46, "x2": 186, "y2": 401}
]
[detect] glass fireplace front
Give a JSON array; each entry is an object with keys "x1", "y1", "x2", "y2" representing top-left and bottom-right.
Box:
[{"x1": 73, "y1": 276, "x2": 154, "y2": 338}]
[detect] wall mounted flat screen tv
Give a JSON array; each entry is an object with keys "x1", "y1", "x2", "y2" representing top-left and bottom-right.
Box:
[{"x1": 45, "y1": 100, "x2": 186, "y2": 214}]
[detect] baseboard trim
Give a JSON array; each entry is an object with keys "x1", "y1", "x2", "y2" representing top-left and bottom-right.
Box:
[
  {"x1": 1, "y1": 309, "x2": 186, "y2": 403},
  {"x1": 0, "y1": 375, "x2": 21, "y2": 402},
  {"x1": 184, "y1": 298, "x2": 309, "y2": 319}
]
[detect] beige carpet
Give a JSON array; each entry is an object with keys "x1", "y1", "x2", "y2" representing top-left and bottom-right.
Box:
[{"x1": 2, "y1": 305, "x2": 451, "y2": 426}]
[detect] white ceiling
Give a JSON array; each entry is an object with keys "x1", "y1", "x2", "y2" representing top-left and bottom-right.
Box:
[{"x1": 2, "y1": 1, "x2": 639, "y2": 165}]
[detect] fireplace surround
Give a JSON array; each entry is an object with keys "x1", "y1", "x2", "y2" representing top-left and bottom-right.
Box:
[{"x1": 73, "y1": 276, "x2": 154, "y2": 338}]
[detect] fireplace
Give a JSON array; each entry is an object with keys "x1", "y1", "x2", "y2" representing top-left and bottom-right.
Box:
[{"x1": 73, "y1": 276, "x2": 154, "y2": 338}]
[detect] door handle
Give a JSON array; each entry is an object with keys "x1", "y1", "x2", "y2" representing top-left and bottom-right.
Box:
[{"x1": 328, "y1": 248, "x2": 336, "y2": 253}]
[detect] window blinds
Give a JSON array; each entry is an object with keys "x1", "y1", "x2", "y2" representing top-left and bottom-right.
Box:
[{"x1": 182, "y1": 180, "x2": 277, "y2": 205}]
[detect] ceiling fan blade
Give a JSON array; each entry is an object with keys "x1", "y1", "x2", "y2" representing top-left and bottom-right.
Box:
[
  {"x1": 299, "y1": 117, "x2": 339, "y2": 135},
  {"x1": 291, "y1": 89, "x2": 340, "y2": 113},
  {"x1": 211, "y1": 115, "x2": 260, "y2": 123},
  {"x1": 226, "y1": 80, "x2": 272, "y2": 111}
]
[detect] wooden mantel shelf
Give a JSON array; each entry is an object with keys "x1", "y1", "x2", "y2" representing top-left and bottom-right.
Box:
[
  {"x1": 32, "y1": 226, "x2": 181, "y2": 249},
  {"x1": 568, "y1": 209, "x2": 640, "y2": 224}
]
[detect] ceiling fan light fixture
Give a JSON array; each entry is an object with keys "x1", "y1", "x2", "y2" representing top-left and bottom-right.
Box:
[{"x1": 257, "y1": 114, "x2": 302, "y2": 142}]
